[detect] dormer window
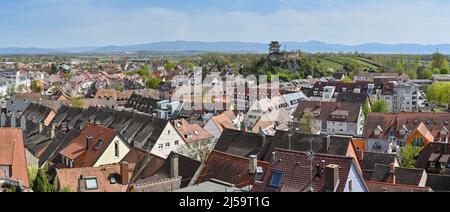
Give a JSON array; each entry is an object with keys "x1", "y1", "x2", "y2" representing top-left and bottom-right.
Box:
[
  {"x1": 375, "y1": 126, "x2": 383, "y2": 136},
  {"x1": 400, "y1": 129, "x2": 407, "y2": 135}
]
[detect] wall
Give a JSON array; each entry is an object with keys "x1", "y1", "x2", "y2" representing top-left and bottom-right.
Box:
[
  {"x1": 204, "y1": 119, "x2": 221, "y2": 141},
  {"x1": 344, "y1": 163, "x2": 368, "y2": 192},
  {"x1": 93, "y1": 136, "x2": 131, "y2": 167},
  {"x1": 367, "y1": 138, "x2": 390, "y2": 153},
  {"x1": 150, "y1": 123, "x2": 184, "y2": 159}
]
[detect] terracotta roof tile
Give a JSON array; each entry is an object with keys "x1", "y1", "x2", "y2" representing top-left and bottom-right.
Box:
[
  {"x1": 197, "y1": 150, "x2": 270, "y2": 188},
  {"x1": 56, "y1": 163, "x2": 135, "y2": 192},
  {"x1": 173, "y1": 119, "x2": 214, "y2": 143},
  {"x1": 59, "y1": 123, "x2": 118, "y2": 167},
  {"x1": 0, "y1": 128, "x2": 29, "y2": 187},
  {"x1": 252, "y1": 149, "x2": 356, "y2": 192}
]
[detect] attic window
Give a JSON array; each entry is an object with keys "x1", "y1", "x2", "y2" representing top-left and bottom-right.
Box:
[
  {"x1": 194, "y1": 131, "x2": 199, "y2": 135},
  {"x1": 445, "y1": 121, "x2": 449, "y2": 126}
]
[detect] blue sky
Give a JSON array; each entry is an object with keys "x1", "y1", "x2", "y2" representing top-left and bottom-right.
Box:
[{"x1": 1, "y1": 0, "x2": 450, "y2": 48}]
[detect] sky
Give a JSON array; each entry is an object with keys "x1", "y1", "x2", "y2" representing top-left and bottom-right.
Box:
[{"x1": 2, "y1": 0, "x2": 450, "y2": 48}]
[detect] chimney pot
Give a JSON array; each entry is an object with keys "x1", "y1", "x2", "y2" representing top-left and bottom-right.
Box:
[
  {"x1": 51, "y1": 124, "x2": 56, "y2": 139},
  {"x1": 39, "y1": 123, "x2": 44, "y2": 133},
  {"x1": 170, "y1": 154, "x2": 179, "y2": 178},
  {"x1": 249, "y1": 155, "x2": 258, "y2": 174},
  {"x1": 271, "y1": 152, "x2": 276, "y2": 163},
  {"x1": 325, "y1": 164, "x2": 340, "y2": 192}
]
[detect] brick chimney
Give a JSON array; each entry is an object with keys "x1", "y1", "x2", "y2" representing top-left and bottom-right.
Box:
[
  {"x1": 170, "y1": 154, "x2": 179, "y2": 178},
  {"x1": 78, "y1": 175, "x2": 86, "y2": 192},
  {"x1": 248, "y1": 155, "x2": 258, "y2": 174},
  {"x1": 325, "y1": 164, "x2": 340, "y2": 192},
  {"x1": 86, "y1": 136, "x2": 93, "y2": 151},
  {"x1": 389, "y1": 163, "x2": 396, "y2": 184},
  {"x1": 121, "y1": 161, "x2": 129, "y2": 185}
]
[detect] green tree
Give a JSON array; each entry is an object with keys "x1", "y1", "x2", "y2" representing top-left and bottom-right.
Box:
[
  {"x1": 30, "y1": 80, "x2": 42, "y2": 93},
  {"x1": 427, "y1": 82, "x2": 450, "y2": 108},
  {"x1": 421, "y1": 69, "x2": 433, "y2": 79},
  {"x1": 146, "y1": 77, "x2": 162, "y2": 89},
  {"x1": 138, "y1": 64, "x2": 150, "y2": 79},
  {"x1": 400, "y1": 145, "x2": 423, "y2": 168},
  {"x1": 342, "y1": 76, "x2": 353, "y2": 83},
  {"x1": 32, "y1": 169, "x2": 53, "y2": 192},
  {"x1": 371, "y1": 99, "x2": 389, "y2": 113},
  {"x1": 50, "y1": 63, "x2": 58, "y2": 74},
  {"x1": 362, "y1": 102, "x2": 371, "y2": 118},
  {"x1": 430, "y1": 52, "x2": 449, "y2": 70},
  {"x1": 441, "y1": 68, "x2": 449, "y2": 74},
  {"x1": 299, "y1": 112, "x2": 315, "y2": 134},
  {"x1": 269, "y1": 41, "x2": 281, "y2": 54},
  {"x1": 64, "y1": 72, "x2": 73, "y2": 80},
  {"x1": 69, "y1": 97, "x2": 85, "y2": 108},
  {"x1": 406, "y1": 69, "x2": 418, "y2": 80},
  {"x1": 164, "y1": 62, "x2": 176, "y2": 71}
]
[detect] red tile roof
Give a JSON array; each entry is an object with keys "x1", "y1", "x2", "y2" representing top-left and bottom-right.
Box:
[
  {"x1": 366, "y1": 181, "x2": 431, "y2": 192},
  {"x1": 197, "y1": 150, "x2": 270, "y2": 188},
  {"x1": 0, "y1": 128, "x2": 29, "y2": 187},
  {"x1": 173, "y1": 119, "x2": 214, "y2": 143},
  {"x1": 252, "y1": 149, "x2": 356, "y2": 192},
  {"x1": 59, "y1": 123, "x2": 118, "y2": 167},
  {"x1": 56, "y1": 163, "x2": 136, "y2": 192}
]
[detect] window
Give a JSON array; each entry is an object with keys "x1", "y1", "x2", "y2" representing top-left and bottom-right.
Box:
[
  {"x1": 158, "y1": 144, "x2": 164, "y2": 150},
  {"x1": 114, "y1": 141, "x2": 119, "y2": 158},
  {"x1": 348, "y1": 180, "x2": 353, "y2": 192},
  {"x1": 430, "y1": 162, "x2": 435, "y2": 168},
  {"x1": 109, "y1": 176, "x2": 117, "y2": 184},
  {"x1": 168, "y1": 130, "x2": 171, "y2": 135},
  {"x1": 175, "y1": 140, "x2": 179, "y2": 146},
  {"x1": 413, "y1": 137, "x2": 424, "y2": 146},
  {"x1": 95, "y1": 139, "x2": 104, "y2": 150},
  {"x1": 85, "y1": 178, "x2": 99, "y2": 190},
  {"x1": 165, "y1": 142, "x2": 170, "y2": 149},
  {"x1": 269, "y1": 171, "x2": 284, "y2": 188}
]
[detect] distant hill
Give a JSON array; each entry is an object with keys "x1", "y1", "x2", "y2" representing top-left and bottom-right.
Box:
[{"x1": 2, "y1": 41, "x2": 450, "y2": 55}]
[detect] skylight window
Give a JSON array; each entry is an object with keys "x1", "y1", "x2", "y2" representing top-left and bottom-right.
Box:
[
  {"x1": 109, "y1": 176, "x2": 117, "y2": 184},
  {"x1": 269, "y1": 171, "x2": 284, "y2": 188},
  {"x1": 95, "y1": 139, "x2": 104, "y2": 150},
  {"x1": 85, "y1": 178, "x2": 99, "y2": 190}
]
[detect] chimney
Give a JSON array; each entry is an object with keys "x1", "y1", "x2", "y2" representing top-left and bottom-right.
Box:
[
  {"x1": 336, "y1": 102, "x2": 341, "y2": 109},
  {"x1": 389, "y1": 163, "x2": 396, "y2": 184},
  {"x1": 170, "y1": 154, "x2": 179, "y2": 178},
  {"x1": 78, "y1": 175, "x2": 86, "y2": 192},
  {"x1": 271, "y1": 152, "x2": 276, "y2": 163},
  {"x1": 11, "y1": 114, "x2": 16, "y2": 128},
  {"x1": 51, "y1": 124, "x2": 56, "y2": 139},
  {"x1": 1, "y1": 113, "x2": 5, "y2": 127},
  {"x1": 121, "y1": 161, "x2": 129, "y2": 185},
  {"x1": 86, "y1": 136, "x2": 93, "y2": 151},
  {"x1": 325, "y1": 164, "x2": 340, "y2": 192},
  {"x1": 322, "y1": 136, "x2": 331, "y2": 152},
  {"x1": 248, "y1": 155, "x2": 258, "y2": 174},
  {"x1": 39, "y1": 123, "x2": 44, "y2": 133},
  {"x1": 20, "y1": 116, "x2": 26, "y2": 130}
]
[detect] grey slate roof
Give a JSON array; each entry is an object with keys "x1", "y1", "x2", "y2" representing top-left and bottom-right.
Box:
[{"x1": 215, "y1": 128, "x2": 272, "y2": 160}]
